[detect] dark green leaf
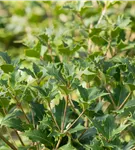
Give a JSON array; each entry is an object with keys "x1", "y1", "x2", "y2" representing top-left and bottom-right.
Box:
[
  {"x1": 53, "y1": 98, "x2": 65, "y2": 128},
  {"x1": 21, "y1": 67, "x2": 35, "y2": 78},
  {"x1": 69, "y1": 124, "x2": 85, "y2": 134},
  {"x1": 25, "y1": 129, "x2": 53, "y2": 146},
  {"x1": 0, "y1": 52, "x2": 11, "y2": 64},
  {"x1": 33, "y1": 63, "x2": 40, "y2": 76},
  {"x1": 30, "y1": 102, "x2": 45, "y2": 123},
  {"x1": 1, "y1": 110, "x2": 28, "y2": 131},
  {"x1": 78, "y1": 86, "x2": 88, "y2": 101}
]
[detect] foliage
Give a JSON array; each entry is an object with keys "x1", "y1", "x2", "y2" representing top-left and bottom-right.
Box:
[{"x1": 0, "y1": 1, "x2": 135, "y2": 150}]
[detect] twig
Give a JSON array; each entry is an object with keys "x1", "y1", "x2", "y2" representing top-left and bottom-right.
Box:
[
  {"x1": 14, "y1": 97, "x2": 30, "y2": 124},
  {"x1": 14, "y1": 130, "x2": 25, "y2": 146},
  {"x1": 64, "y1": 109, "x2": 85, "y2": 133},
  {"x1": 117, "y1": 92, "x2": 132, "y2": 110},
  {"x1": 0, "y1": 132, "x2": 17, "y2": 150},
  {"x1": 68, "y1": 96, "x2": 77, "y2": 114},
  {"x1": 48, "y1": 42, "x2": 53, "y2": 62},
  {"x1": 97, "y1": 2, "x2": 107, "y2": 25},
  {"x1": 48, "y1": 103, "x2": 60, "y2": 131},
  {"x1": 8, "y1": 89, "x2": 30, "y2": 124},
  {"x1": 55, "y1": 137, "x2": 62, "y2": 150},
  {"x1": 77, "y1": 13, "x2": 86, "y2": 27},
  {"x1": 131, "y1": 146, "x2": 135, "y2": 150},
  {"x1": 105, "y1": 87, "x2": 117, "y2": 109},
  {"x1": 105, "y1": 39, "x2": 111, "y2": 57},
  {"x1": 31, "y1": 109, "x2": 36, "y2": 129},
  {"x1": 61, "y1": 95, "x2": 69, "y2": 132},
  {"x1": 78, "y1": 129, "x2": 87, "y2": 140},
  {"x1": 2, "y1": 108, "x2": 24, "y2": 146}
]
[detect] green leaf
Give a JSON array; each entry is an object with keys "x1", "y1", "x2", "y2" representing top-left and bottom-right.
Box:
[
  {"x1": 59, "y1": 141, "x2": 77, "y2": 150},
  {"x1": 53, "y1": 98, "x2": 65, "y2": 128},
  {"x1": 69, "y1": 123, "x2": 85, "y2": 134},
  {"x1": 34, "y1": 86, "x2": 48, "y2": 97},
  {"x1": 117, "y1": 16, "x2": 131, "y2": 28},
  {"x1": 25, "y1": 50, "x2": 40, "y2": 58},
  {"x1": 111, "y1": 27, "x2": 122, "y2": 38},
  {"x1": 117, "y1": 40, "x2": 135, "y2": 51},
  {"x1": 1, "y1": 110, "x2": 28, "y2": 131},
  {"x1": 89, "y1": 138, "x2": 103, "y2": 150},
  {"x1": 0, "y1": 97, "x2": 10, "y2": 108},
  {"x1": 37, "y1": 33, "x2": 49, "y2": 45},
  {"x1": 88, "y1": 87, "x2": 108, "y2": 103},
  {"x1": 91, "y1": 35, "x2": 108, "y2": 46},
  {"x1": 78, "y1": 86, "x2": 108, "y2": 103},
  {"x1": 123, "y1": 141, "x2": 135, "y2": 150},
  {"x1": 9, "y1": 72, "x2": 16, "y2": 88},
  {"x1": 47, "y1": 65, "x2": 66, "y2": 84},
  {"x1": 58, "y1": 45, "x2": 70, "y2": 56},
  {"x1": 89, "y1": 28, "x2": 102, "y2": 37},
  {"x1": 1, "y1": 64, "x2": 14, "y2": 73},
  {"x1": 79, "y1": 127, "x2": 97, "y2": 144},
  {"x1": 33, "y1": 63, "x2": 40, "y2": 76},
  {"x1": 0, "y1": 52, "x2": 11, "y2": 64},
  {"x1": 30, "y1": 102, "x2": 45, "y2": 123},
  {"x1": 21, "y1": 67, "x2": 35, "y2": 78},
  {"x1": 113, "y1": 84, "x2": 129, "y2": 106},
  {"x1": 93, "y1": 115, "x2": 114, "y2": 139},
  {"x1": 78, "y1": 86, "x2": 88, "y2": 101},
  {"x1": 93, "y1": 115, "x2": 129, "y2": 140},
  {"x1": 25, "y1": 129, "x2": 53, "y2": 146},
  {"x1": 76, "y1": 0, "x2": 85, "y2": 11}
]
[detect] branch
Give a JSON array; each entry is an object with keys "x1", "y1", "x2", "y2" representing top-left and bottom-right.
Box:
[
  {"x1": 2, "y1": 108, "x2": 25, "y2": 146},
  {"x1": 97, "y1": 2, "x2": 107, "y2": 25},
  {"x1": 0, "y1": 133, "x2": 17, "y2": 150},
  {"x1": 64, "y1": 109, "x2": 85, "y2": 133},
  {"x1": 61, "y1": 95, "x2": 69, "y2": 132},
  {"x1": 14, "y1": 96, "x2": 30, "y2": 124},
  {"x1": 118, "y1": 92, "x2": 132, "y2": 110},
  {"x1": 8, "y1": 89, "x2": 30, "y2": 124},
  {"x1": 14, "y1": 130, "x2": 25, "y2": 146},
  {"x1": 55, "y1": 137, "x2": 62, "y2": 150},
  {"x1": 48, "y1": 103, "x2": 60, "y2": 131},
  {"x1": 105, "y1": 87, "x2": 117, "y2": 109}
]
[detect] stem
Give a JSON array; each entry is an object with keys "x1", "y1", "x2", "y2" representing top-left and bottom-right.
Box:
[
  {"x1": 68, "y1": 96, "x2": 77, "y2": 114},
  {"x1": 105, "y1": 39, "x2": 111, "y2": 57},
  {"x1": 48, "y1": 103, "x2": 60, "y2": 131},
  {"x1": 2, "y1": 108, "x2": 24, "y2": 146},
  {"x1": 8, "y1": 89, "x2": 30, "y2": 124},
  {"x1": 131, "y1": 146, "x2": 135, "y2": 150},
  {"x1": 97, "y1": 2, "x2": 107, "y2": 25},
  {"x1": 78, "y1": 129, "x2": 87, "y2": 140},
  {"x1": 14, "y1": 96, "x2": 30, "y2": 124},
  {"x1": 48, "y1": 42, "x2": 53, "y2": 62},
  {"x1": 14, "y1": 130, "x2": 25, "y2": 146},
  {"x1": 6, "y1": 128, "x2": 17, "y2": 148},
  {"x1": 105, "y1": 87, "x2": 117, "y2": 109},
  {"x1": 31, "y1": 109, "x2": 36, "y2": 129},
  {"x1": 0, "y1": 133, "x2": 17, "y2": 150},
  {"x1": 55, "y1": 137, "x2": 62, "y2": 150},
  {"x1": 20, "y1": 104, "x2": 30, "y2": 124},
  {"x1": 64, "y1": 109, "x2": 85, "y2": 133},
  {"x1": 61, "y1": 95, "x2": 68, "y2": 132},
  {"x1": 118, "y1": 92, "x2": 132, "y2": 110},
  {"x1": 77, "y1": 13, "x2": 86, "y2": 27}
]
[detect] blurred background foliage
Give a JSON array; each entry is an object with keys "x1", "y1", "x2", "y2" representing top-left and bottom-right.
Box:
[{"x1": 0, "y1": 1, "x2": 135, "y2": 58}]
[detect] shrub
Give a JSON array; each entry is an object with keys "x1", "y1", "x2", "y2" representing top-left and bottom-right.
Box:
[{"x1": 0, "y1": 1, "x2": 135, "y2": 150}]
